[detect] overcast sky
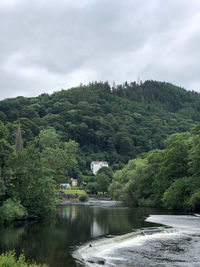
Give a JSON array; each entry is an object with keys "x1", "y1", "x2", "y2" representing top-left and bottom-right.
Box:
[{"x1": 0, "y1": 0, "x2": 200, "y2": 100}]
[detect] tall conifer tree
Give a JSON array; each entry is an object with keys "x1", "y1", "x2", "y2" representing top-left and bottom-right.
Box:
[{"x1": 15, "y1": 123, "x2": 23, "y2": 151}]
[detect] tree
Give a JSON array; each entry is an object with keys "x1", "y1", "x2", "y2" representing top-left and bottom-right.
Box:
[
  {"x1": 15, "y1": 123, "x2": 23, "y2": 151},
  {"x1": 152, "y1": 133, "x2": 190, "y2": 206},
  {"x1": 95, "y1": 173, "x2": 110, "y2": 194},
  {"x1": 38, "y1": 127, "x2": 59, "y2": 150},
  {"x1": 0, "y1": 122, "x2": 13, "y2": 202},
  {"x1": 7, "y1": 146, "x2": 56, "y2": 217},
  {"x1": 40, "y1": 137, "x2": 79, "y2": 184},
  {"x1": 119, "y1": 158, "x2": 149, "y2": 206},
  {"x1": 97, "y1": 166, "x2": 113, "y2": 181},
  {"x1": 162, "y1": 177, "x2": 190, "y2": 210},
  {"x1": 189, "y1": 189, "x2": 200, "y2": 212},
  {"x1": 162, "y1": 176, "x2": 200, "y2": 211},
  {"x1": 0, "y1": 120, "x2": 8, "y2": 139},
  {"x1": 0, "y1": 174, "x2": 5, "y2": 201},
  {"x1": 108, "y1": 180, "x2": 123, "y2": 200}
]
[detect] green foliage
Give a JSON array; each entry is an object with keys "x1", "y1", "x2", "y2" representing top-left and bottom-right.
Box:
[
  {"x1": 85, "y1": 182, "x2": 97, "y2": 194},
  {"x1": 0, "y1": 123, "x2": 81, "y2": 220},
  {"x1": 162, "y1": 176, "x2": 200, "y2": 211},
  {"x1": 152, "y1": 133, "x2": 191, "y2": 206},
  {"x1": 41, "y1": 142, "x2": 78, "y2": 184},
  {"x1": 0, "y1": 138, "x2": 12, "y2": 169},
  {"x1": 0, "y1": 81, "x2": 199, "y2": 168},
  {"x1": 188, "y1": 189, "x2": 200, "y2": 211},
  {"x1": 38, "y1": 127, "x2": 60, "y2": 150},
  {"x1": 0, "y1": 120, "x2": 8, "y2": 139},
  {"x1": 112, "y1": 80, "x2": 194, "y2": 113},
  {"x1": 0, "y1": 130, "x2": 13, "y2": 202},
  {"x1": 0, "y1": 175, "x2": 5, "y2": 199},
  {"x1": 0, "y1": 250, "x2": 47, "y2": 267},
  {"x1": 95, "y1": 173, "x2": 110, "y2": 194},
  {"x1": 108, "y1": 180, "x2": 123, "y2": 200},
  {"x1": 61, "y1": 189, "x2": 87, "y2": 195},
  {"x1": 2, "y1": 81, "x2": 200, "y2": 214},
  {"x1": 109, "y1": 127, "x2": 200, "y2": 211},
  {"x1": 97, "y1": 166, "x2": 113, "y2": 180},
  {"x1": 15, "y1": 124, "x2": 23, "y2": 151},
  {"x1": 137, "y1": 198, "x2": 155, "y2": 207},
  {"x1": 117, "y1": 158, "x2": 149, "y2": 206},
  {"x1": 162, "y1": 177, "x2": 190, "y2": 210},
  {"x1": 0, "y1": 199, "x2": 27, "y2": 222},
  {"x1": 7, "y1": 146, "x2": 56, "y2": 218},
  {"x1": 37, "y1": 127, "x2": 79, "y2": 184},
  {"x1": 79, "y1": 194, "x2": 88, "y2": 202}
]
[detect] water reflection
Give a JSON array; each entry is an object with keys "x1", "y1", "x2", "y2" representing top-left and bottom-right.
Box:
[
  {"x1": 91, "y1": 218, "x2": 105, "y2": 237},
  {"x1": 58, "y1": 206, "x2": 78, "y2": 221},
  {"x1": 0, "y1": 202, "x2": 166, "y2": 267}
]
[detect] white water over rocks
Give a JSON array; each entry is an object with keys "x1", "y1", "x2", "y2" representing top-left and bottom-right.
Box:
[{"x1": 76, "y1": 214, "x2": 200, "y2": 267}]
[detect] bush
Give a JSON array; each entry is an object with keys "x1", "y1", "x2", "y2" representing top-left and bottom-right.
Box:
[
  {"x1": 0, "y1": 199, "x2": 27, "y2": 222},
  {"x1": 138, "y1": 198, "x2": 155, "y2": 207},
  {"x1": 86, "y1": 182, "x2": 98, "y2": 194},
  {"x1": 79, "y1": 195, "x2": 88, "y2": 202},
  {"x1": 188, "y1": 189, "x2": 200, "y2": 211},
  {"x1": 0, "y1": 251, "x2": 48, "y2": 266},
  {"x1": 162, "y1": 177, "x2": 200, "y2": 211}
]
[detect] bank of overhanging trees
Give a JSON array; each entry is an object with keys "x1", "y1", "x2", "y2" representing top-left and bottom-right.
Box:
[
  {"x1": 109, "y1": 126, "x2": 200, "y2": 212},
  {"x1": 0, "y1": 123, "x2": 79, "y2": 222}
]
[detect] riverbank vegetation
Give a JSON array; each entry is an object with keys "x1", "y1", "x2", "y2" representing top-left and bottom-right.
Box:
[
  {"x1": 0, "y1": 123, "x2": 78, "y2": 222},
  {"x1": 1, "y1": 80, "x2": 200, "y2": 219},
  {"x1": 109, "y1": 126, "x2": 200, "y2": 211},
  {"x1": 60, "y1": 189, "x2": 87, "y2": 195},
  {"x1": 0, "y1": 251, "x2": 47, "y2": 266}
]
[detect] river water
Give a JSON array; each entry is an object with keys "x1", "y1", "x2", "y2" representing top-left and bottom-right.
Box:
[{"x1": 0, "y1": 200, "x2": 199, "y2": 266}]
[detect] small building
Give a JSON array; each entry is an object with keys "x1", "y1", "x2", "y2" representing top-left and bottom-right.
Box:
[
  {"x1": 60, "y1": 183, "x2": 71, "y2": 190},
  {"x1": 71, "y1": 178, "x2": 78, "y2": 187},
  {"x1": 90, "y1": 161, "x2": 109, "y2": 175}
]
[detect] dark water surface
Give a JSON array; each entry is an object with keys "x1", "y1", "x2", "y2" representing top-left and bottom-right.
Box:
[{"x1": 0, "y1": 201, "x2": 195, "y2": 267}]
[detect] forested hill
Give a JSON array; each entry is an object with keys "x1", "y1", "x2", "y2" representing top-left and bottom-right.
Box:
[
  {"x1": 0, "y1": 80, "x2": 200, "y2": 169},
  {"x1": 112, "y1": 80, "x2": 200, "y2": 113}
]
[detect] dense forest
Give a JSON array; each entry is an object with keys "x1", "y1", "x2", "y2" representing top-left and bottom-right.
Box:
[
  {"x1": 0, "y1": 80, "x2": 200, "y2": 170},
  {"x1": 1, "y1": 80, "x2": 200, "y2": 220}
]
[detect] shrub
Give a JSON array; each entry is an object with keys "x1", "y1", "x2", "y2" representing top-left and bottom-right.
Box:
[
  {"x1": 138, "y1": 198, "x2": 155, "y2": 207},
  {"x1": 79, "y1": 195, "x2": 88, "y2": 202},
  {"x1": 188, "y1": 189, "x2": 200, "y2": 211},
  {"x1": 0, "y1": 251, "x2": 48, "y2": 266},
  {"x1": 162, "y1": 177, "x2": 200, "y2": 211},
  {"x1": 0, "y1": 199, "x2": 27, "y2": 222}
]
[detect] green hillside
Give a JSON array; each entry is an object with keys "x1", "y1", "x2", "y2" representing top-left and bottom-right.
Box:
[
  {"x1": 0, "y1": 81, "x2": 199, "y2": 170},
  {"x1": 1, "y1": 80, "x2": 200, "y2": 218}
]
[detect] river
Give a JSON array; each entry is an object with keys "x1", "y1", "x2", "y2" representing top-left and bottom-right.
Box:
[{"x1": 0, "y1": 200, "x2": 199, "y2": 266}]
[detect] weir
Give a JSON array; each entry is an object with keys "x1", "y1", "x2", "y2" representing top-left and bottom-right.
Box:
[{"x1": 74, "y1": 226, "x2": 177, "y2": 266}]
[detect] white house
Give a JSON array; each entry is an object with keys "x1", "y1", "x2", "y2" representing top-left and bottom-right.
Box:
[{"x1": 90, "y1": 161, "x2": 109, "y2": 175}]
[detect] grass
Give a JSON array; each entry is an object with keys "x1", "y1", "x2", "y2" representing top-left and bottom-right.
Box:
[{"x1": 60, "y1": 189, "x2": 87, "y2": 195}]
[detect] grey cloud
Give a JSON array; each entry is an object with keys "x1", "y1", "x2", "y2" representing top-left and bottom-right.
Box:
[{"x1": 0, "y1": 0, "x2": 200, "y2": 100}]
